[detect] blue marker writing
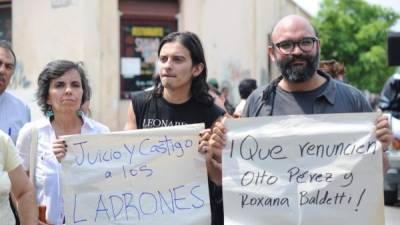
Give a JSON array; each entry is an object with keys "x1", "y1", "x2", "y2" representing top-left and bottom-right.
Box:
[{"x1": 8, "y1": 127, "x2": 11, "y2": 136}]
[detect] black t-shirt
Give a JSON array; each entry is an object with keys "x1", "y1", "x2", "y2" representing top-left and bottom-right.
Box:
[
  {"x1": 131, "y1": 90, "x2": 225, "y2": 225},
  {"x1": 132, "y1": 91, "x2": 224, "y2": 129}
]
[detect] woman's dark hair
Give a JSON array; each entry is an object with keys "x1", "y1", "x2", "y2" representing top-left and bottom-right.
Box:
[
  {"x1": 36, "y1": 60, "x2": 91, "y2": 114},
  {"x1": 151, "y1": 31, "x2": 213, "y2": 105}
]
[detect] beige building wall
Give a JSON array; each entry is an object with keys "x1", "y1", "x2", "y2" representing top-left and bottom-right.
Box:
[
  {"x1": 12, "y1": 0, "x2": 120, "y2": 130},
  {"x1": 11, "y1": 0, "x2": 308, "y2": 130},
  {"x1": 179, "y1": 0, "x2": 309, "y2": 103}
]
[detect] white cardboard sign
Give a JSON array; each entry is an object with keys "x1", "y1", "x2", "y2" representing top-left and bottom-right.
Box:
[
  {"x1": 61, "y1": 124, "x2": 210, "y2": 225},
  {"x1": 223, "y1": 113, "x2": 384, "y2": 225}
]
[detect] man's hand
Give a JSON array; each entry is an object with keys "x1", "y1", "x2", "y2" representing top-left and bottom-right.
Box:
[
  {"x1": 199, "y1": 129, "x2": 211, "y2": 154},
  {"x1": 376, "y1": 112, "x2": 393, "y2": 174},
  {"x1": 198, "y1": 127, "x2": 222, "y2": 186},
  {"x1": 207, "y1": 117, "x2": 228, "y2": 186},
  {"x1": 375, "y1": 113, "x2": 393, "y2": 152}
]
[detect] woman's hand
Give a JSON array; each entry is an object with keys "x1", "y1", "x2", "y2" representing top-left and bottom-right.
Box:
[{"x1": 52, "y1": 139, "x2": 67, "y2": 163}]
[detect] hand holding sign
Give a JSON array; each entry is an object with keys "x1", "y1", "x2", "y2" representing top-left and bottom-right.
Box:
[
  {"x1": 223, "y1": 113, "x2": 384, "y2": 225},
  {"x1": 61, "y1": 124, "x2": 211, "y2": 225}
]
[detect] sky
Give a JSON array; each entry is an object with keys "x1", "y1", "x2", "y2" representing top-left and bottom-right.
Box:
[{"x1": 293, "y1": 0, "x2": 400, "y2": 31}]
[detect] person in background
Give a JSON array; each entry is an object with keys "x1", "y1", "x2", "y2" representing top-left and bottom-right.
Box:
[
  {"x1": 125, "y1": 31, "x2": 225, "y2": 225},
  {"x1": 209, "y1": 14, "x2": 392, "y2": 186},
  {"x1": 220, "y1": 84, "x2": 235, "y2": 115},
  {"x1": 319, "y1": 59, "x2": 345, "y2": 81},
  {"x1": 233, "y1": 78, "x2": 257, "y2": 117},
  {"x1": 208, "y1": 83, "x2": 233, "y2": 116},
  {"x1": 0, "y1": 40, "x2": 31, "y2": 144},
  {"x1": 16, "y1": 60, "x2": 109, "y2": 225},
  {"x1": 208, "y1": 79, "x2": 235, "y2": 115},
  {"x1": 379, "y1": 73, "x2": 400, "y2": 115},
  {"x1": 0, "y1": 40, "x2": 31, "y2": 225},
  {"x1": 379, "y1": 73, "x2": 400, "y2": 150},
  {"x1": 0, "y1": 130, "x2": 37, "y2": 225},
  {"x1": 207, "y1": 78, "x2": 219, "y2": 90}
]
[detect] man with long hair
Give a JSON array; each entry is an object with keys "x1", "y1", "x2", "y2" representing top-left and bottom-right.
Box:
[{"x1": 125, "y1": 31, "x2": 225, "y2": 225}]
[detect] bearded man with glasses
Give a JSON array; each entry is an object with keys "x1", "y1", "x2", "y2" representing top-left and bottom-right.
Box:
[
  {"x1": 208, "y1": 15, "x2": 392, "y2": 188},
  {"x1": 272, "y1": 37, "x2": 319, "y2": 83}
]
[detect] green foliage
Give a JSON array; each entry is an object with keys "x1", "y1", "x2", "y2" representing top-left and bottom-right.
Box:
[{"x1": 313, "y1": 0, "x2": 399, "y2": 92}]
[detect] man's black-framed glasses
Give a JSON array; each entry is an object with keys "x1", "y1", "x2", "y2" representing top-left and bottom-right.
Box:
[{"x1": 273, "y1": 37, "x2": 318, "y2": 54}]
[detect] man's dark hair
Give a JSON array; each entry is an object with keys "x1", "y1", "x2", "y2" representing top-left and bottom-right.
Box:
[
  {"x1": 36, "y1": 60, "x2": 91, "y2": 115},
  {"x1": 152, "y1": 31, "x2": 213, "y2": 105},
  {"x1": 0, "y1": 40, "x2": 16, "y2": 66},
  {"x1": 239, "y1": 79, "x2": 257, "y2": 99}
]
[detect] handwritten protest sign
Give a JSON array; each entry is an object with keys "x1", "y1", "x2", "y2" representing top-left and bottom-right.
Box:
[
  {"x1": 61, "y1": 124, "x2": 210, "y2": 225},
  {"x1": 223, "y1": 113, "x2": 384, "y2": 225}
]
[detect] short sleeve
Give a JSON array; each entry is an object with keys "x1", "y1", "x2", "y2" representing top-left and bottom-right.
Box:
[
  {"x1": 3, "y1": 134, "x2": 21, "y2": 172},
  {"x1": 242, "y1": 86, "x2": 265, "y2": 118},
  {"x1": 242, "y1": 96, "x2": 252, "y2": 117},
  {"x1": 16, "y1": 123, "x2": 33, "y2": 171},
  {"x1": 131, "y1": 91, "x2": 151, "y2": 129},
  {"x1": 205, "y1": 104, "x2": 225, "y2": 128}
]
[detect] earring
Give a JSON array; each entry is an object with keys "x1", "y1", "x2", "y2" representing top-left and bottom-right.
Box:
[
  {"x1": 76, "y1": 110, "x2": 84, "y2": 117},
  {"x1": 45, "y1": 106, "x2": 54, "y2": 118}
]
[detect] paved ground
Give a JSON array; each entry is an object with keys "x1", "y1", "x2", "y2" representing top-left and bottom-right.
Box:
[{"x1": 385, "y1": 205, "x2": 400, "y2": 225}]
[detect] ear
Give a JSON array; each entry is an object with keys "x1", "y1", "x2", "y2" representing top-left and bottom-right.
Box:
[
  {"x1": 317, "y1": 39, "x2": 321, "y2": 50},
  {"x1": 192, "y1": 63, "x2": 204, "y2": 78},
  {"x1": 268, "y1": 46, "x2": 276, "y2": 62}
]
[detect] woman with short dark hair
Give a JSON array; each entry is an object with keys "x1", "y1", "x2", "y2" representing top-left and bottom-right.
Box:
[{"x1": 16, "y1": 60, "x2": 109, "y2": 225}]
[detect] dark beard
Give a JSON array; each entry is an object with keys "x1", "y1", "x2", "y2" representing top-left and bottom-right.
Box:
[{"x1": 276, "y1": 50, "x2": 319, "y2": 83}]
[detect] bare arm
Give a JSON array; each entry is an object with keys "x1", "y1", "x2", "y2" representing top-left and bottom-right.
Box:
[
  {"x1": 9, "y1": 165, "x2": 38, "y2": 225},
  {"x1": 125, "y1": 101, "x2": 138, "y2": 130}
]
